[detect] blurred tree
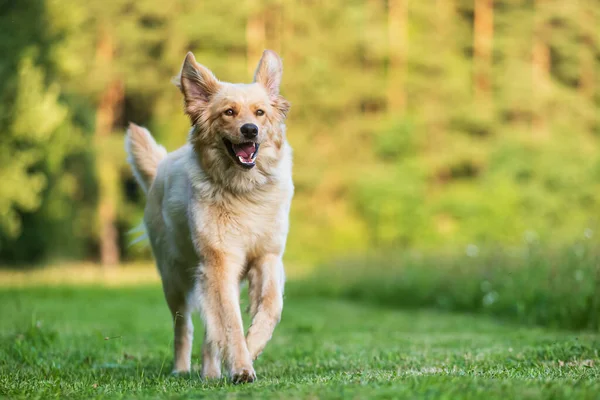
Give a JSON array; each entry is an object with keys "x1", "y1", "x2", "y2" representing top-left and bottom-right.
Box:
[
  {"x1": 246, "y1": 1, "x2": 266, "y2": 77},
  {"x1": 578, "y1": 0, "x2": 599, "y2": 135},
  {"x1": 94, "y1": 28, "x2": 123, "y2": 267},
  {"x1": 1, "y1": 0, "x2": 599, "y2": 266},
  {"x1": 0, "y1": 1, "x2": 90, "y2": 264},
  {"x1": 387, "y1": 0, "x2": 408, "y2": 115},
  {"x1": 532, "y1": 0, "x2": 550, "y2": 139},
  {"x1": 473, "y1": 0, "x2": 494, "y2": 108},
  {"x1": 0, "y1": 57, "x2": 67, "y2": 239}
]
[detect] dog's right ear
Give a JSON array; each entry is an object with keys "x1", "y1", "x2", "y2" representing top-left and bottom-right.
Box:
[{"x1": 174, "y1": 52, "x2": 220, "y2": 124}]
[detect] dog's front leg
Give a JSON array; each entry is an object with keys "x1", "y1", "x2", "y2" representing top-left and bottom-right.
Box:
[
  {"x1": 246, "y1": 254, "x2": 285, "y2": 361},
  {"x1": 198, "y1": 251, "x2": 255, "y2": 383}
]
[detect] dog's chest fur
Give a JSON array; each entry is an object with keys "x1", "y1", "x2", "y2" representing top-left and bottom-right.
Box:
[
  {"x1": 192, "y1": 185, "x2": 291, "y2": 261},
  {"x1": 188, "y1": 148, "x2": 293, "y2": 264}
]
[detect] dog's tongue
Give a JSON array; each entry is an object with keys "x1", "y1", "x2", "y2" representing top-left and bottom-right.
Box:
[{"x1": 232, "y1": 142, "x2": 256, "y2": 158}]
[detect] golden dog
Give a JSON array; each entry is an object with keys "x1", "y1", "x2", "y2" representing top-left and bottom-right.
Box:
[{"x1": 125, "y1": 50, "x2": 292, "y2": 383}]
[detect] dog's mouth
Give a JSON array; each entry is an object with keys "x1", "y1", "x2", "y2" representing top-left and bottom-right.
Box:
[{"x1": 223, "y1": 139, "x2": 259, "y2": 169}]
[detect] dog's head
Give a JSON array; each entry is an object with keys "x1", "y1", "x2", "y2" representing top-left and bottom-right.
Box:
[{"x1": 175, "y1": 50, "x2": 290, "y2": 189}]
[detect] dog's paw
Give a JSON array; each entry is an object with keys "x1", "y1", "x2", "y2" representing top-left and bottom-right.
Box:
[
  {"x1": 171, "y1": 368, "x2": 190, "y2": 377},
  {"x1": 201, "y1": 370, "x2": 222, "y2": 381},
  {"x1": 231, "y1": 366, "x2": 256, "y2": 384}
]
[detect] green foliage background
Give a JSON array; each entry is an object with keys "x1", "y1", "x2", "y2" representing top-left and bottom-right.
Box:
[{"x1": 0, "y1": 0, "x2": 599, "y2": 265}]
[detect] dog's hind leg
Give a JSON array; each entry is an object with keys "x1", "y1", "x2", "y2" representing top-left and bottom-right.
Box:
[{"x1": 245, "y1": 254, "x2": 285, "y2": 361}]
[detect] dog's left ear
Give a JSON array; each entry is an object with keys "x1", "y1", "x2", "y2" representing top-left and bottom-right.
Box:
[{"x1": 254, "y1": 50, "x2": 290, "y2": 118}]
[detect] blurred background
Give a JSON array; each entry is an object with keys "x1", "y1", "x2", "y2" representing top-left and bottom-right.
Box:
[{"x1": 1, "y1": 0, "x2": 600, "y2": 329}]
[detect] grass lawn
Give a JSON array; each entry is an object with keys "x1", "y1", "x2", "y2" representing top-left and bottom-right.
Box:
[{"x1": 0, "y1": 283, "x2": 599, "y2": 399}]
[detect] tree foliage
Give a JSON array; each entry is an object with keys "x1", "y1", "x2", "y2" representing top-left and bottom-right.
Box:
[{"x1": 0, "y1": 0, "x2": 599, "y2": 265}]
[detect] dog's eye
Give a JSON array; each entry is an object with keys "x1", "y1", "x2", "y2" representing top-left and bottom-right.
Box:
[
  {"x1": 224, "y1": 109, "x2": 235, "y2": 116},
  {"x1": 256, "y1": 109, "x2": 265, "y2": 116}
]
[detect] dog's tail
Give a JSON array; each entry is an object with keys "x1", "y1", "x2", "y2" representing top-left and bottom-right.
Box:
[{"x1": 125, "y1": 123, "x2": 167, "y2": 194}]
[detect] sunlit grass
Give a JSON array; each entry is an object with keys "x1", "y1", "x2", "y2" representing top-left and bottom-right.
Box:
[
  {"x1": 0, "y1": 260, "x2": 312, "y2": 288},
  {"x1": 1, "y1": 246, "x2": 599, "y2": 398},
  {"x1": 1, "y1": 285, "x2": 599, "y2": 399},
  {"x1": 0, "y1": 262, "x2": 159, "y2": 288}
]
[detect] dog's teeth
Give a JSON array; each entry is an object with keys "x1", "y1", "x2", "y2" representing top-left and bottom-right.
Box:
[{"x1": 238, "y1": 155, "x2": 253, "y2": 165}]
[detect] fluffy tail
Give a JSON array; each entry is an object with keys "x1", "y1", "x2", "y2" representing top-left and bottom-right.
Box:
[{"x1": 125, "y1": 123, "x2": 167, "y2": 193}]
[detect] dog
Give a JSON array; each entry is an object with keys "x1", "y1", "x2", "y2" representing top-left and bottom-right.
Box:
[{"x1": 125, "y1": 49, "x2": 293, "y2": 384}]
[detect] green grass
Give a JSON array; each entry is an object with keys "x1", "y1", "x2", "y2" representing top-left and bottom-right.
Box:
[
  {"x1": 295, "y1": 245, "x2": 600, "y2": 331},
  {"x1": 0, "y1": 284, "x2": 599, "y2": 399}
]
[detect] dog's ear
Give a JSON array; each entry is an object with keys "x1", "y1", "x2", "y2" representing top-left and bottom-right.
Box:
[
  {"x1": 253, "y1": 50, "x2": 290, "y2": 118},
  {"x1": 175, "y1": 52, "x2": 220, "y2": 123},
  {"x1": 253, "y1": 50, "x2": 283, "y2": 96}
]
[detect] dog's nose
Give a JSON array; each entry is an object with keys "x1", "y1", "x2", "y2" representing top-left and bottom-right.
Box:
[{"x1": 240, "y1": 123, "x2": 258, "y2": 139}]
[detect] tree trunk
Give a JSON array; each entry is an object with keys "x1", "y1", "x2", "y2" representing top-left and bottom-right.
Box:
[
  {"x1": 266, "y1": 1, "x2": 283, "y2": 55},
  {"x1": 387, "y1": 0, "x2": 408, "y2": 115},
  {"x1": 578, "y1": 1, "x2": 595, "y2": 99},
  {"x1": 532, "y1": 0, "x2": 550, "y2": 139},
  {"x1": 473, "y1": 0, "x2": 494, "y2": 106},
  {"x1": 579, "y1": 43, "x2": 595, "y2": 99},
  {"x1": 431, "y1": 0, "x2": 454, "y2": 143},
  {"x1": 95, "y1": 29, "x2": 123, "y2": 268},
  {"x1": 247, "y1": 5, "x2": 266, "y2": 78}
]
